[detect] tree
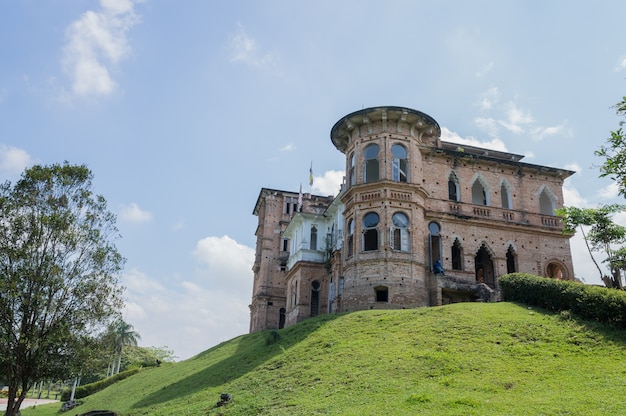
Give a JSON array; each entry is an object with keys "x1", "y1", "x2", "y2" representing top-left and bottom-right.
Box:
[
  {"x1": 113, "y1": 319, "x2": 141, "y2": 374},
  {"x1": 557, "y1": 205, "x2": 626, "y2": 288},
  {"x1": 596, "y1": 96, "x2": 626, "y2": 198},
  {"x1": 0, "y1": 163, "x2": 125, "y2": 416}
]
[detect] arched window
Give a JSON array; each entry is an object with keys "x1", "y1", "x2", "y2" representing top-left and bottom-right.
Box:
[
  {"x1": 448, "y1": 172, "x2": 460, "y2": 201},
  {"x1": 363, "y1": 212, "x2": 379, "y2": 251},
  {"x1": 501, "y1": 181, "x2": 512, "y2": 209},
  {"x1": 349, "y1": 152, "x2": 355, "y2": 186},
  {"x1": 451, "y1": 238, "x2": 463, "y2": 270},
  {"x1": 475, "y1": 244, "x2": 495, "y2": 288},
  {"x1": 347, "y1": 219, "x2": 354, "y2": 257},
  {"x1": 310, "y1": 281, "x2": 321, "y2": 317},
  {"x1": 363, "y1": 144, "x2": 379, "y2": 183},
  {"x1": 428, "y1": 222, "x2": 441, "y2": 271},
  {"x1": 310, "y1": 225, "x2": 317, "y2": 251},
  {"x1": 506, "y1": 245, "x2": 517, "y2": 273},
  {"x1": 391, "y1": 144, "x2": 408, "y2": 182},
  {"x1": 278, "y1": 308, "x2": 286, "y2": 329},
  {"x1": 472, "y1": 178, "x2": 489, "y2": 206},
  {"x1": 547, "y1": 262, "x2": 565, "y2": 279},
  {"x1": 539, "y1": 187, "x2": 556, "y2": 216},
  {"x1": 390, "y1": 212, "x2": 410, "y2": 251}
]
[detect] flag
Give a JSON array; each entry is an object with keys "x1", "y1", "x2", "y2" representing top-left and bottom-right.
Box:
[
  {"x1": 309, "y1": 162, "x2": 313, "y2": 187},
  {"x1": 298, "y1": 183, "x2": 303, "y2": 211}
]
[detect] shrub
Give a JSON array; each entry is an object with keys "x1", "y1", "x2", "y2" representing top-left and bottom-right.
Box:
[
  {"x1": 61, "y1": 368, "x2": 141, "y2": 401},
  {"x1": 499, "y1": 273, "x2": 626, "y2": 327}
]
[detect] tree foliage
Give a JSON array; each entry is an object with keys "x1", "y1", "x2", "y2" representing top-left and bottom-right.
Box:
[
  {"x1": 0, "y1": 162, "x2": 125, "y2": 416},
  {"x1": 596, "y1": 96, "x2": 626, "y2": 198},
  {"x1": 557, "y1": 205, "x2": 626, "y2": 288}
]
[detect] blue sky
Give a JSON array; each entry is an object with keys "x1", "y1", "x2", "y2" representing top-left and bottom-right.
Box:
[{"x1": 2, "y1": 0, "x2": 626, "y2": 360}]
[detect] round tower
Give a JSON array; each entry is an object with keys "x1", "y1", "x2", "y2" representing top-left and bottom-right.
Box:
[{"x1": 330, "y1": 106, "x2": 442, "y2": 311}]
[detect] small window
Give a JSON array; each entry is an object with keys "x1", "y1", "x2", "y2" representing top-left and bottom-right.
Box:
[
  {"x1": 347, "y1": 219, "x2": 354, "y2": 257},
  {"x1": 451, "y1": 238, "x2": 463, "y2": 270},
  {"x1": 363, "y1": 144, "x2": 379, "y2": 183},
  {"x1": 279, "y1": 308, "x2": 286, "y2": 329},
  {"x1": 391, "y1": 144, "x2": 408, "y2": 182},
  {"x1": 349, "y1": 152, "x2": 356, "y2": 186},
  {"x1": 363, "y1": 212, "x2": 379, "y2": 251},
  {"x1": 506, "y1": 246, "x2": 516, "y2": 273},
  {"x1": 310, "y1": 280, "x2": 321, "y2": 317},
  {"x1": 539, "y1": 188, "x2": 555, "y2": 216},
  {"x1": 285, "y1": 197, "x2": 292, "y2": 214},
  {"x1": 375, "y1": 286, "x2": 388, "y2": 302},
  {"x1": 428, "y1": 222, "x2": 441, "y2": 271},
  {"x1": 472, "y1": 180, "x2": 488, "y2": 206},
  {"x1": 448, "y1": 173, "x2": 460, "y2": 201},
  {"x1": 310, "y1": 225, "x2": 318, "y2": 251},
  {"x1": 282, "y1": 238, "x2": 289, "y2": 252},
  {"x1": 501, "y1": 182, "x2": 512, "y2": 209}
]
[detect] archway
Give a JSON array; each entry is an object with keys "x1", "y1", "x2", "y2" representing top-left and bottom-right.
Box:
[{"x1": 475, "y1": 244, "x2": 495, "y2": 288}]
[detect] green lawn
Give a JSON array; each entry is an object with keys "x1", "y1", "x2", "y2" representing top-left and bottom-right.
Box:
[{"x1": 22, "y1": 302, "x2": 626, "y2": 415}]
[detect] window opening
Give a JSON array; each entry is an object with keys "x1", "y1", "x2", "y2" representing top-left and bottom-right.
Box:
[
  {"x1": 391, "y1": 144, "x2": 408, "y2": 182},
  {"x1": 363, "y1": 212, "x2": 379, "y2": 251},
  {"x1": 391, "y1": 212, "x2": 410, "y2": 251},
  {"x1": 501, "y1": 182, "x2": 511, "y2": 209},
  {"x1": 347, "y1": 219, "x2": 354, "y2": 257},
  {"x1": 310, "y1": 281, "x2": 321, "y2": 317},
  {"x1": 310, "y1": 225, "x2": 318, "y2": 251},
  {"x1": 448, "y1": 173, "x2": 460, "y2": 201},
  {"x1": 539, "y1": 188, "x2": 555, "y2": 215},
  {"x1": 547, "y1": 262, "x2": 564, "y2": 279},
  {"x1": 349, "y1": 152, "x2": 355, "y2": 186},
  {"x1": 475, "y1": 244, "x2": 495, "y2": 288},
  {"x1": 472, "y1": 180, "x2": 488, "y2": 205},
  {"x1": 451, "y1": 238, "x2": 463, "y2": 270},
  {"x1": 363, "y1": 144, "x2": 379, "y2": 183},
  {"x1": 285, "y1": 197, "x2": 292, "y2": 214},
  {"x1": 375, "y1": 286, "x2": 388, "y2": 302},
  {"x1": 279, "y1": 308, "x2": 286, "y2": 329},
  {"x1": 428, "y1": 222, "x2": 441, "y2": 271},
  {"x1": 506, "y1": 246, "x2": 516, "y2": 273}
]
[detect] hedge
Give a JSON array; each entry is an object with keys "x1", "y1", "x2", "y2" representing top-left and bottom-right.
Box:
[
  {"x1": 61, "y1": 367, "x2": 141, "y2": 401},
  {"x1": 499, "y1": 273, "x2": 626, "y2": 328}
]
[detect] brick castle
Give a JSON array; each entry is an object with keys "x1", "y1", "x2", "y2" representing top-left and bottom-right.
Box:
[{"x1": 250, "y1": 106, "x2": 574, "y2": 332}]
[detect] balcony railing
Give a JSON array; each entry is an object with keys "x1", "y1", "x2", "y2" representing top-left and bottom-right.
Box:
[{"x1": 446, "y1": 201, "x2": 561, "y2": 229}]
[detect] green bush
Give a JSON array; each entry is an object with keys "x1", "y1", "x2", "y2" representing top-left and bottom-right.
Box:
[
  {"x1": 61, "y1": 367, "x2": 141, "y2": 401},
  {"x1": 499, "y1": 273, "x2": 626, "y2": 327}
]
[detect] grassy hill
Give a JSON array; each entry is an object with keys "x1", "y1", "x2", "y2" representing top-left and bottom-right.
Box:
[{"x1": 22, "y1": 302, "x2": 626, "y2": 415}]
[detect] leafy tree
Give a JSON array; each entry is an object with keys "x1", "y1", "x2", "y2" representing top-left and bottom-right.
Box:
[
  {"x1": 0, "y1": 163, "x2": 125, "y2": 416},
  {"x1": 596, "y1": 96, "x2": 626, "y2": 198},
  {"x1": 557, "y1": 205, "x2": 626, "y2": 288}
]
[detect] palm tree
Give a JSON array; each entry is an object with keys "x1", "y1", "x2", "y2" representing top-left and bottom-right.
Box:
[{"x1": 113, "y1": 319, "x2": 141, "y2": 374}]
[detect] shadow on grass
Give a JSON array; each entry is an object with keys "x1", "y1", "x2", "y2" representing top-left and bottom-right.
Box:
[{"x1": 131, "y1": 313, "x2": 342, "y2": 410}]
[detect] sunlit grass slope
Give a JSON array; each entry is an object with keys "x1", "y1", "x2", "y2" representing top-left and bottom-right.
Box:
[{"x1": 23, "y1": 302, "x2": 626, "y2": 415}]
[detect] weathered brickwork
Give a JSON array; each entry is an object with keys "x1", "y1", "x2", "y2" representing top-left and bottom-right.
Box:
[{"x1": 250, "y1": 106, "x2": 575, "y2": 332}]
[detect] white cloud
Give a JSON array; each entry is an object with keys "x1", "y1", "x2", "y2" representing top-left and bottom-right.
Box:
[
  {"x1": 476, "y1": 87, "x2": 500, "y2": 111},
  {"x1": 62, "y1": 0, "x2": 142, "y2": 98},
  {"x1": 616, "y1": 56, "x2": 626, "y2": 71},
  {"x1": 279, "y1": 143, "x2": 295, "y2": 152},
  {"x1": 119, "y1": 202, "x2": 153, "y2": 223},
  {"x1": 0, "y1": 145, "x2": 34, "y2": 181},
  {"x1": 228, "y1": 23, "x2": 279, "y2": 70},
  {"x1": 123, "y1": 235, "x2": 254, "y2": 359},
  {"x1": 312, "y1": 170, "x2": 344, "y2": 196},
  {"x1": 562, "y1": 180, "x2": 589, "y2": 207},
  {"x1": 597, "y1": 181, "x2": 620, "y2": 200},
  {"x1": 193, "y1": 235, "x2": 255, "y2": 288},
  {"x1": 498, "y1": 103, "x2": 534, "y2": 134},
  {"x1": 440, "y1": 126, "x2": 508, "y2": 152}
]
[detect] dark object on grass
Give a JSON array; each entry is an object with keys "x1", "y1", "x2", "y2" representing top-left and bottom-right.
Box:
[{"x1": 217, "y1": 393, "x2": 232, "y2": 407}]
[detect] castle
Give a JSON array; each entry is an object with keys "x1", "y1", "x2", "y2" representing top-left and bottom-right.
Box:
[{"x1": 249, "y1": 106, "x2": 575, "y2": 332}]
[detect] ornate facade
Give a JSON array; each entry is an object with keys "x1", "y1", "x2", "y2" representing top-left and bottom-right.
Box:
[{"x1": 250, "y1": 106, "x2": 575, "y2": 332}]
